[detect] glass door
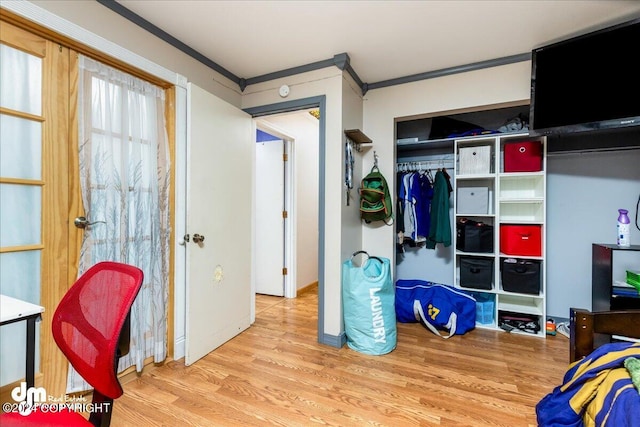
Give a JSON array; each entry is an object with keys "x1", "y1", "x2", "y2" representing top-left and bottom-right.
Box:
[{"x1": 0, "y1": 21, "x2": 72, "y2": 396}]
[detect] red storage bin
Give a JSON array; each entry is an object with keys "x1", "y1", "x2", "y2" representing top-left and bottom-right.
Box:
[
  {"x1": 500, "y1": 225, "x2": 542, "y2": 256},
  {"x1": 504, "y1": 141, "x2": 542, "y2": 172}
]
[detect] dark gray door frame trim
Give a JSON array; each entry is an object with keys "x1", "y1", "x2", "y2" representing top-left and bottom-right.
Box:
[{"x1": 245, "y1": 96, "x2": 339, "y2": 347}]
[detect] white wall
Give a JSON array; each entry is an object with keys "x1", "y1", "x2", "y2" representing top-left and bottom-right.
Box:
[
  {"x1": 341, "y1": 76, "x2": 365, "y2": 264},
  {"x1": 257, "y1": 111, "x2": 320, "y2": 290},
  {"x1": 340, "y1": 74, "x2": 366, "y2": 335},
  {"x1": 547, "y1": 149, "x2": 640, "y2": 318}
]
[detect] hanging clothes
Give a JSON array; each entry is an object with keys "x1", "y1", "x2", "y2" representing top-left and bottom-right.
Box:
[
  {"x1": 441, "y1": 167, "x2": 453, "y2": 194},
  {"x1": 415, "y1": 172, "x2": 434, "y2": 241},
  {"x1": 404, "y1": 172, "x2": 419, "y2": 241},
  {"x1": 396, "y1": 171, "x2": 406, "y2": 251},
  {"x1": 396, "y1": 169, "x2": 436, "y2": 251},
  {"x1": 426, "y1": 170, "x2": 452, "y2": 249},
  {"x1": 397, "y1": 172, "x2": 417, "y2": 245}
]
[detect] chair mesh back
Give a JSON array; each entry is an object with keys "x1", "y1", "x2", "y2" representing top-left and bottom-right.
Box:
[{"x1": 52, "y1": 262, "x2": 143, "y2": 399}]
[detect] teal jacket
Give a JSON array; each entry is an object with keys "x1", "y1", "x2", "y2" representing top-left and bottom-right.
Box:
[{"x1": 426, "y1": 170, "x2": 451, "y2": 249}]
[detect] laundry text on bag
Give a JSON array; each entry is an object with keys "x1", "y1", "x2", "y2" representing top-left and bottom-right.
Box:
[{"x1": 370, "y1": 288, "x2": 386, "y2": 343}]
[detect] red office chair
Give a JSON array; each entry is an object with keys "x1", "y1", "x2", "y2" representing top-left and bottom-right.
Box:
[{"x1": 1, "y1": 261, "x2": 144, "y2": 427}]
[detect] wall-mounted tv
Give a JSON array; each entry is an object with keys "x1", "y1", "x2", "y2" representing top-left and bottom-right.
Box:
[{"x1": 530, "y1": 18, "x2": 640, "y2": 137}]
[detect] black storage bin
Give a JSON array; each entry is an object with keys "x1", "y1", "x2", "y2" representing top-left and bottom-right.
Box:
[
  {"x1": 501, "y1": 258, "x2": 541, "y2": 294},
  {"x1": 460, "y1": 257, "x2": 494, "y2": 290},
  {"x1": 457, "y1": 219, "x2": 493, "y2": 253}
]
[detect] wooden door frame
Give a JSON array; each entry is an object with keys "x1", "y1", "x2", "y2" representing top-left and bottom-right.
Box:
[{"x1": 0, "y1": 12, "x2": 176, "y2": 395}]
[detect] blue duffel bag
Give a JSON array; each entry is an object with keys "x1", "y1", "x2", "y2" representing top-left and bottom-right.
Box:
[
  {"x1": 395, "y1": 279, "x2": 476, "y2": 338},
  {"x1": 342, "y1": 251, "x2": 397, "y2": 355}
]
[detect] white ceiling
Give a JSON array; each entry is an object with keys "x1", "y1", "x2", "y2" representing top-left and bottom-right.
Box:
[{"x1": 115, "y1": 0, "x2": 640, "y2": 87}]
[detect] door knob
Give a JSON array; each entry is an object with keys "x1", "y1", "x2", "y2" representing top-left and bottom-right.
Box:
[
  {"x1": 192, "y1": 233, "x2": 205, "y2": 244},
  {"x1": 74, "y1": 216, "x2": 106, "y2": 229}
]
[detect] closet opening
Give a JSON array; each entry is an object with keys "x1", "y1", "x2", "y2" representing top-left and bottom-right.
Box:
[
  {"x1": 394, "y1": 101, "x2": 549, "y2": 339},
  {"x1": 395, "y1": 103, "x2": 530, "y2": 286}
]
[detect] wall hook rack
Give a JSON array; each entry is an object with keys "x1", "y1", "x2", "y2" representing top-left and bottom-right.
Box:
[{"x1": 344, "y1": 129, "x2": 372, "y2": 152}]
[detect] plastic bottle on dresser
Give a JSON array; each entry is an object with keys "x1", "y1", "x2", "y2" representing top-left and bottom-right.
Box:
[{"x1": 617, "y1": 208, "x2": 630, "y2": 247}]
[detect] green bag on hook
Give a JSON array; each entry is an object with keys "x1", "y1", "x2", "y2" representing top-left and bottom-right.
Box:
[{"x1": 359, "y1": 166, "x2": 393, "y2": 225}]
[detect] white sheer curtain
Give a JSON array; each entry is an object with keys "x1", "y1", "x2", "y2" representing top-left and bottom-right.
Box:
[{"x1": 69, "y1": 55, "x2": 170, "y2": 392}]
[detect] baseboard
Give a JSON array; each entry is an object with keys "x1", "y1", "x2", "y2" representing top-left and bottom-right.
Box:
[
  {"x1": 173, "y1": 336, "x2": 185, "y2": 361},
  {"x1": 298, "y1": 280, "x2": 318, "y2": 295},
  {"x1": 319, "y1": 331, "x2": 346, "y2": 348}
]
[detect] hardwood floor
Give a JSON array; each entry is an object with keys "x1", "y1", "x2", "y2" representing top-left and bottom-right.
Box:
[{"x1": 113, "y1": 287, "x2": 569, "y2": 426}]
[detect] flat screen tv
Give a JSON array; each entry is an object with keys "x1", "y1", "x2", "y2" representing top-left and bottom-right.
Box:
[{"x1": 530, "y1": 18, "x2": 640, "y2": 137}]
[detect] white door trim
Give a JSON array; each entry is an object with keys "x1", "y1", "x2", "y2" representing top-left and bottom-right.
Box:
[
  {"x1": 283, "y1": 138, "x2": 296, "y2": 299},
  {"x1": 255, "y1": 120, "x2": 296, "y2": 298}
]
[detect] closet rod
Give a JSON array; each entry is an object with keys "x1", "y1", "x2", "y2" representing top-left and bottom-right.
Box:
[{"x1": 396, "y1": 159, "x2": 454, "y2": 172}]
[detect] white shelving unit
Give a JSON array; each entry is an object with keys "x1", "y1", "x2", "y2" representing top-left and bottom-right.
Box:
[{"x1": 453, "y1": 133, "x2": 547, "y2": 337}]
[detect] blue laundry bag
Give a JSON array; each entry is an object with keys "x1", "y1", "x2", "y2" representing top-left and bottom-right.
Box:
[{"x1": 342, "y1": 251, "x2": 397, "y2": 355}]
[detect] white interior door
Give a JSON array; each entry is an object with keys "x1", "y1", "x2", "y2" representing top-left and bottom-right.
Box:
[
  {"x1": 185, "y1": 83, "x2": 253, "y2": 366},
  {"x1": 255, "y1": 139, "x2": 285, "y2": 296}
]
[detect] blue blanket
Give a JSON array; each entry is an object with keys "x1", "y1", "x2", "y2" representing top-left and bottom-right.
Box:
[{"x1": 536, "y1": 342, "x2": 640, "y2": 426}]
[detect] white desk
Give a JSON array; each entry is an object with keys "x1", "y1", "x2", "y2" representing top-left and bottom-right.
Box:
[{"x1": 1, "y1": 294, "x2": 45, "y2": 388}]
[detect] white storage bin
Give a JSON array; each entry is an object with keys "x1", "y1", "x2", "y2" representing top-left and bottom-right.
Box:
[
  {"x1": 459, "y1": 146, "x2": 491, "y2": 175},
  {"x1": 457, "y1": 187, "x2": 489, "y2": 214}
]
